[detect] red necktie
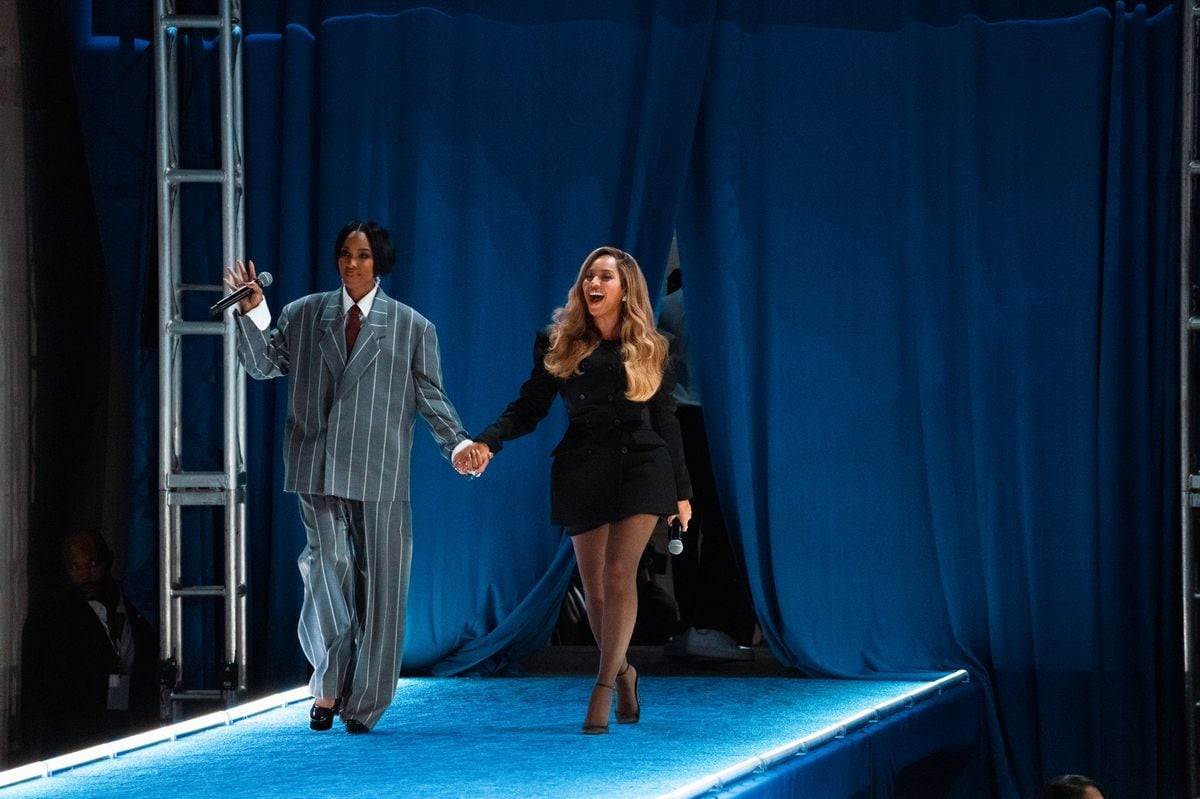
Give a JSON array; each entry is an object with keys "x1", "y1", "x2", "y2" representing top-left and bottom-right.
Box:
[{"x1": 345, "y1": 306, "x2": 362, "y2": 355}]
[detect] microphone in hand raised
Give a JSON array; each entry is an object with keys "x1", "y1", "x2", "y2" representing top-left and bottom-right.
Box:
[{"x1": 212, "y1": 271, "x2": 273, "y2": 318}]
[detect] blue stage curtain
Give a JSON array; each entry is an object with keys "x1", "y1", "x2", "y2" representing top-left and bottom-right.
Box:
[
  {"x1": 677, "y1": 3, "x2": 1179, "y2": 797},
  {"x1": 64, "y1": 0, "x2": 1180, "y2": 795}
]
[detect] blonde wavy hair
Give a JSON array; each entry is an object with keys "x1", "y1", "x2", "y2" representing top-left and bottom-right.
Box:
[{"x1": 544, "y1": 246, "x2": 668, "y2": 402}]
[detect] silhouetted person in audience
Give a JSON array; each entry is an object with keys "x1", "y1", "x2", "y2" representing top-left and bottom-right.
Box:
[
  {"x1": 1035, "y1": 774, "x2": 1105, "y2": 799},
  {"x1": 23, "y1": 529, "x2": 159, "y2": 758}
]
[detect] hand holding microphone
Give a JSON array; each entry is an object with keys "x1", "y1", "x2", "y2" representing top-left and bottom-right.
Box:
[
  {"x1": 214, "y1": 260, "x2": 272, "y2": 317},
  {"x1": 667, "y1": 499, "x2": 692, "y2": 555},
  {"x1": 667, "y1": 518, "x2": 684, "y2": 555}
]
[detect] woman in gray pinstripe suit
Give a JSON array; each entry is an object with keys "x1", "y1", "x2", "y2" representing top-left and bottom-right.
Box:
[
  {"x1": 455, "y1": 247, "x2": 692, "y2": 734},
  {"x1": 226, "y1": 221, "x2": 480, "y2": 734}
]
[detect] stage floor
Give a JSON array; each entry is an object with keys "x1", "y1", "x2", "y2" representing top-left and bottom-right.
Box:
[{"x1": 1, "y1": 647, "x2": 981, "y2": 798}]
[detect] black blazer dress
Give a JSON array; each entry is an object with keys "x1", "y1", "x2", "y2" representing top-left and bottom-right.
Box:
[{"x1": 476, "y1": 330, "x2": 692, "y2": 531}]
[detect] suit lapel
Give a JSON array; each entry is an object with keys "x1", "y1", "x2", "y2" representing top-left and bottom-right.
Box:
[
  {"x1": 336, "y1": 289, "x2": 392, "y2": 399},
  {"x1": 318, "y1": 290, "x2": 347, "y2": 379}
]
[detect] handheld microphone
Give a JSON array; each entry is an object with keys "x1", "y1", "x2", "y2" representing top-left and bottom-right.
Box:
[
  {"x1": 210, "y1": 271, "x2": 273, "y2": 318},
  {"x1": 667, "y1": 517, "x2": 684, "y2": 556}
]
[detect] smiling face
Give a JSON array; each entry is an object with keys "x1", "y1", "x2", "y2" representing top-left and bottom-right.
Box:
[
  {"x1": 337, "y1": 230, "x2": 376, "y2": 300},
  {"x1": 580, "y1": 254, "x2": 625, "y2": 323}
]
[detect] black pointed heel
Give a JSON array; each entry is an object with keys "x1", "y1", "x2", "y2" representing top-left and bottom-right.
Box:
[
  {"x1": 583, "y1": 682, "x2": 614, "y2": 734},
  {"x1": 616, "y1": 663, "x2": 641, "y2": 724}
]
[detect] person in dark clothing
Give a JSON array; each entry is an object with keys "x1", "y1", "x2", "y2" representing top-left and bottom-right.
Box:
[
  {"x1": 455, "y1": 246, "x2": 692, "y2": 734},
  {"x1": 657, "y1": 266, "x2": 758, "y2": 655},
  {"x1": 23, "y1": 529, "x2": 159, "y2": 758}
]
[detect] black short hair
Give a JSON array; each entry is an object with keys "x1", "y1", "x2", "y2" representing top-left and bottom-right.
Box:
[
  {"x1": 1035, "y1": 774, "x2": 1103, "y2": 799},
  {"x1": 334, "y1": 220, "x2": 396, "y2": 277},
  {"x1": 60, "y1": 528, "x2": 112, "y2": 566}
]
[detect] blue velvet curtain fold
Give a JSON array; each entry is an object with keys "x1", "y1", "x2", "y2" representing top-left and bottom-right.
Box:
[
  {"x1": 63, "y1": 1, "x2": 1180, "y2": 795},
  {"x1": 678, "y1": 3, "x2": 1179, "y2": 796}
]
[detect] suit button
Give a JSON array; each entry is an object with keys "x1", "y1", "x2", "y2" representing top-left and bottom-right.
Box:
[
  {"x1": 621, "y1": 447, "x2": 628, "y2": 454},
  {"x1": 612, "y1": 420, "x2": 620, "y2": 426},
  {"x1": 578, "y1": 393, "x2": 586, "y2": 400},
  {"x1": 606, "y1": 394, "x2": 614, "y2": 401}
]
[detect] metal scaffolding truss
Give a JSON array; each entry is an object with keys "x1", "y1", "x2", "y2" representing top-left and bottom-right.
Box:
[
  {"x1": 152, "y1": 0, "x2": 247, "y2": 716},
  {"x1": 1183, "y1": 3, "x2": 1200, "y2": 798}
]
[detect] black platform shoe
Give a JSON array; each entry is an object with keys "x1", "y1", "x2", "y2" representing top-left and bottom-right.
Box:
[{"x1": 309, "y1": 702, "x2": 336, "y2": 731}]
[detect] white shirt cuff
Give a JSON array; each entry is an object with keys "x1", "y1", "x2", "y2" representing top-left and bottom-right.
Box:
[
  {"x1": 244, "y1": 300, "x2": 271, "y2": 331},
  {"x1": 451, "y1": 439, "x2": 474, "y2": 460}
]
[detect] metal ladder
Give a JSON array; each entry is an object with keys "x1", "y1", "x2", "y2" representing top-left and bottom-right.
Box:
[
  {"x1": 1182, "y1": 3, "x2": 1200, "y2": 798},
  {"x1": 152, "y1": 0, "x2": 247, "y2": 717}
]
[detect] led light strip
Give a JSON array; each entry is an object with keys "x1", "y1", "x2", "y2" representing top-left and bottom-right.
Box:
[
  {"x1": 0, "y1": 686, "x2": 311, "y2": 789},
  {"x1": 653, "y1": 669, "x2": 971, "y2": 799}
]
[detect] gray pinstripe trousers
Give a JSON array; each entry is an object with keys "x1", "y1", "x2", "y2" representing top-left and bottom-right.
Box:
[{"x1": 296, "y1": 493, "x2": 412, "y2": 730}]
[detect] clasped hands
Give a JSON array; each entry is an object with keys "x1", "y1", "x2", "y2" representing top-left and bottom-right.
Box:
[{"x1": 453, "y1": 441, "x2": 493, "y2": 477}]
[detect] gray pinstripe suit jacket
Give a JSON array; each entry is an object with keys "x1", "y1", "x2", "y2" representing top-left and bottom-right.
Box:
[{"x1": 236, "y1": 288, "x2": 468, "y2": 502}]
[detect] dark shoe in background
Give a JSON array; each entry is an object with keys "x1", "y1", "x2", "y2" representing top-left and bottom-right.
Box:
[{"x1": 663, "y1": 627, "x2": 754, "y2": 662}]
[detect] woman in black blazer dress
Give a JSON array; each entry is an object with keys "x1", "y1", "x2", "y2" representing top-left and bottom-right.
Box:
[{"x1": 455, "y1": 246, "x2": 692, "y2": 734}]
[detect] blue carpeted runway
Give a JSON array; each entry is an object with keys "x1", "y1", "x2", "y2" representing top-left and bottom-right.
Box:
[{"x1": 1, "y1": 672, "x2": 980, "y2": 798}]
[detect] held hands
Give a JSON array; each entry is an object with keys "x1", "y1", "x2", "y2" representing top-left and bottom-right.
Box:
[
  {"x1": 453, "y1": 441, "x2": 494, "y2": 477},
  {"x1": 222, "y1": 259, "x2": 264, "y2": 314},
  {"x1": 667, "y1": 499, "x2": 692, "y2": 531}
]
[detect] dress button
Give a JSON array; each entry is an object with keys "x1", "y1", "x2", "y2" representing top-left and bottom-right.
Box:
[
  {"x1": 578, "y1": 393, "x2": 586, "y2": 400},
  {"x1": 620, "y1": 447, "x2": 628, "y2": 454}
]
